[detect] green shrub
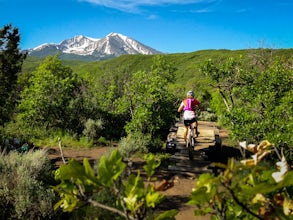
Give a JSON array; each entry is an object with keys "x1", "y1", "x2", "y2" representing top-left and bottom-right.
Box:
[
  {"x1": 31, "y1": 130, "x2": 93, "y2": 149},
  {"x1": 96, "y1": 136, "x2": 110, "y2": 146},
  {"x1": 198, "y1": 110, "x2": 217, "y2": 122},
  {"x1": 1, "y1": 121, "x2": 48, "y2": 145},
  {"x1": 118, "y1": 132, "x2": 149, "y2": 159},
  {"x1": 0, "y1": 150, "x2": 56, "y2": 219},
  {"x1": 68, "y1": 188, "x2": 118, "y2": 220},
  {"x1": 147, "y1": 136, "x2": 164, "y2": 153},
  {"x1": 82, "y1": 118, "x2": 104, "y2": 140}
]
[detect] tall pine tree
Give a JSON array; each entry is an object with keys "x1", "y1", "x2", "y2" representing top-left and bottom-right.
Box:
[{"x1": 0, "y1": 24, "x2": 26, "y2": 125}]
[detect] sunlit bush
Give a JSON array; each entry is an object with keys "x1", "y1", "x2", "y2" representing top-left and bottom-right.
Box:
[
  {"x1": 0, "y1": 150, "x2": 56, "y2": 219},
  {"x1": 118, "y1": 132, "x2": 148, "y2": 159}
]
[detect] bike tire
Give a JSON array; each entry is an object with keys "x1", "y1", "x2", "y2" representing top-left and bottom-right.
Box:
[
  {"x1": 188, "y1": 146, "x2": 193, "y2": 160},
  {"x1": 187, "y1": 126, "x2": 194, "y2": 160},
  {"x1": 188, "y1": 138, "x2": 194, "y2": 160}
]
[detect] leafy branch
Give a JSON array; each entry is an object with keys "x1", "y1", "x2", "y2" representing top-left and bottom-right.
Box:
[
  {"x1": 53, "y1": 149, "x2": 178, "y2": 220},
  {"x1": 188, "y1": 141, "x2": 293, "y2": 219}
]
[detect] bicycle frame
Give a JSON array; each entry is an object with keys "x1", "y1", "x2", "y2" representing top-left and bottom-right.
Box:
[
  {"x1": 185, "y1": 123, "x2": 195, "y2": 160},
  {"x1": 186, "y1": 123, "x2": 195, "y2": 149}
]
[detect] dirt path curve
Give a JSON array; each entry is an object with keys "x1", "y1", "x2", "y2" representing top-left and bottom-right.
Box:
[{"x1": 47, "y1": 120, "x2": 226, "y2": 220}]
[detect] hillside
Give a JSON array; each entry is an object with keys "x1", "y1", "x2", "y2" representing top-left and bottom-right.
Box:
[{"x1": 22, "y1": 48, "x2": 293, "y2": 95}]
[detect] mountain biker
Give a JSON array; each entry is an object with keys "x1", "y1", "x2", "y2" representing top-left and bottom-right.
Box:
[{"x1": 177, "y1": 90, "x2": 201, "y2": 142}]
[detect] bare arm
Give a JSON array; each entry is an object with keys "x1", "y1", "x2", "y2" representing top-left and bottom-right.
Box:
[{"x1": 178, "y1": 102, "x2": 184, "y2": 112}]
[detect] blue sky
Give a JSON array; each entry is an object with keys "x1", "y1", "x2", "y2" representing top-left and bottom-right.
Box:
[{"x1": 1, "y1": 0, "x2": 292, "y2": 53}]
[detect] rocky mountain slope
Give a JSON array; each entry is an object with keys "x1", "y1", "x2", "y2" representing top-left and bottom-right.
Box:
[{"x1": 27, "y1": 32, "x2": 162, "y2": 61}]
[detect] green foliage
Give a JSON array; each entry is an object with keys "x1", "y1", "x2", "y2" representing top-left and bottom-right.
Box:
[
  {"x1": 1, "y1": 44, "x2": 292, "y2": 219},
  {"x1": 188, "y1": 156, "x2": 293, "y2": 219},
  {"x1": 10, "y1": 55, "x2": 100, "y2": 144},
  {"x1": 201, "y1": 56, "x2": 244, "y2": 112},
  {"x1": 0, "y1": 24, "x2": 26, "y2": 125},
  {"x1": 143, "y1": 153, "x2": 161, "y2": 181},
  {"x1": 16, "y1": 48, "x2": 293, "y2": 150},
  {"x1": 76, "y1": 65, "x2": 129, "y2": 140},
  {"x1": 17, "y1": 55, "x2": 80, "y2": 130},
  {"x1": 123, "y1": 173, "x2": 157, "y2": 218},
  {"x1": 1, "y1": 121, "x2": 94, "y2": 149},
  {"x1": 82, "y1": 118, "x2": 104, "y2": 140},
  {"x1": 97, "y1": 149, "x2": 126, "y2": 187},
  {"x1": 235, "y1": 57, "x2": 293, "y2": 146},
  {"x1": 0, "y1": 120, "x2": 46, "y2": 145},
  {"x1": 118, "y1": 133, "x2": 149, "y2": 159},
  {"x1": 34, "y1": 131, "x2": 94, "y2": 149},
  {"x1": 198, "y1": 110, "x2": 218, "y2": 122},
  {"x1": 202, "y1": 50, "x2": 293, "y2": 152},
  {"x1": 154, "y1": 210, "x2": 179, "y2": 220},
  {"x1": 0, "y1": 150, "x2": 56, "y2": 219},
  {"x1": 96, "y1": 136, "x2": 111, "y2": 146},
  {"x1": 53, "y1": 149, "x2": 174, "y2": 220},
  {"x1": 117, "y1": 55, "x2": 177, "y2": 149}
]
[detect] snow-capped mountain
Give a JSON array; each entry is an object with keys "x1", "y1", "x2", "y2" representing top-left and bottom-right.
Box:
[{"x1": 28, "y1": 33, "x2": 161, "y2": 60}]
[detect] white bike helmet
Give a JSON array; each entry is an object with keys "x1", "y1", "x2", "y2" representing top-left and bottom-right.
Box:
[{"x1": 186, "y1": 90, "x2": 194, "y2": 97}]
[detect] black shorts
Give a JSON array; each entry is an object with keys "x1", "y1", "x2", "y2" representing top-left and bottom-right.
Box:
[{"x1": 184, "y1": 118, "x2": 197, "y2": 126}]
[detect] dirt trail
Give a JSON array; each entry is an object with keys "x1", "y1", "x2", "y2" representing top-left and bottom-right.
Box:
[
  {"x1": 48, "y1": 121, "x2": 227, "y2": 220},
  {"x1": 158, "y1": 121, "x2": 220, "y2": 220}
]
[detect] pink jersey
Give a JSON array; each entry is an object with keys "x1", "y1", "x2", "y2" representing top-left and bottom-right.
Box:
[{"x1": 180, "y1": 98, "x2": 200, "y2": 120}]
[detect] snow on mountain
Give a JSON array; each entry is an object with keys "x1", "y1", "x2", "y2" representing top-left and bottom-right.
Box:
[
  {"x1": 33, "y1": 43, "x2": 56, "y2": 51},
  {"x1": 59, "y1": 35, "x2": 100, "y2": 55},
  {"x1": 28, "y1": 32, "x2": 161, "y2": 59}
]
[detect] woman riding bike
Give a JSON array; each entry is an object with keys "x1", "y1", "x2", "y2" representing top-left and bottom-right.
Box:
[{"x1": 177, "y1": 90, "x2": 201, "y2": 142}]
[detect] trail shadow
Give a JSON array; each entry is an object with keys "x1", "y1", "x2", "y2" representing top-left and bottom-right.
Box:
[
  {"x1": 205, "y1": 144, "x2": 243, "y2": 175},
  {"x1": 208, "y1": 145, "x2": 243, "y2": 164},
  {"x1": 156, "y1": 195, "x2": 189, "y2": 211}
]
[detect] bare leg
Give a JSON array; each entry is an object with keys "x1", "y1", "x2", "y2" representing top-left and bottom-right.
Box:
[
  {"x1": 184, "y1": 126, "x2": 188, "y2": 142},
  {"x1": 194, "y1": 121, "x2": 199, "y2": 137}
]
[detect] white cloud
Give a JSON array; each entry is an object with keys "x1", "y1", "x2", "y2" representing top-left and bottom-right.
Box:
[
  {"x1": 147, "y1": 14, "x2": 159, "y2": 20},
  {"x1": 80, "y1": 0, "x2": 215, "y2": 13}
]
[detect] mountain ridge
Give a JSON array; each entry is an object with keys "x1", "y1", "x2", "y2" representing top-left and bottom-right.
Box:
[{"x1": 27, "y1": 32, "x2": 162, "y2": 61}]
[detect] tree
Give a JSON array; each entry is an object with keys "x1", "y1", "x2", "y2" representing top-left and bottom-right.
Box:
[
  {"x1": 0, "y1": 24, "x2": 26, "y2": 125},
  {"x1": 116, "y1": 55, "x2": 176, "y2": 151},
  {"x1": 230, "y1": 57, "x2": 293, "y2": 146},
  {"x1": 201, "y1": 56, "x2": 244, "y2": 112},
  {"x1": 202, "y1": 50, "x2": 293, "y2": 154},
  {"x1": 17, "y1": 55, "x2": 80, "y2": 131},
  {"x1": 82, "y1": 66, "x2": 131, "y2": 139}
]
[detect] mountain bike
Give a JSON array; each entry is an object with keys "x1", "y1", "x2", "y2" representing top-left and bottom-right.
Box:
[{"x1": 186, "y1": 122, "x2": 196, "y2": 160}]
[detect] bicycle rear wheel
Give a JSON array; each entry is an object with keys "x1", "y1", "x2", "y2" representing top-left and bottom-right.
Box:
[
  {"x1": 188, "y1": 137, "x2": 194, "y2": 161},
  {"x1": 189, "y1": 125, "x2": 195, "y2": 160},
  {"x1": 188, "y1": 144, "x2": 193, "y2": 160},
  {"x1": 185, "y1": 124, "x2": 194, "y2": 160}
]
